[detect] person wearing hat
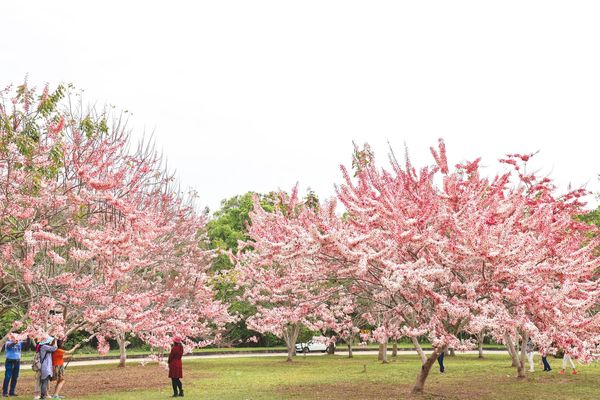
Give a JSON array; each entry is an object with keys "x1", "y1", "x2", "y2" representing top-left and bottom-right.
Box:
[
  {"x1": 168, "y1": 337, "x2": 184, "y2": 397},
  {"x1": 32, "y1": 336, "x2": 44, "y2": 400},
  {"x1": 37, "y1": 337, "x2": 57, "y2": 400}
]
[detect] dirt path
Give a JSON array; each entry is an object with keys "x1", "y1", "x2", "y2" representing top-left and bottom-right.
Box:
[{"x1": 12, "y1": 363, "x2": 213, "y2": 398}]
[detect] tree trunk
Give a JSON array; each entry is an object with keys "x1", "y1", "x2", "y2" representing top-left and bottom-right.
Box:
[
  {"x1": 477, "y1": 331, "x2": 484, "y2": 358},
  {"x1": 378, "y1": 343, "x2": 384, "y2": 361},
  {"x1": 449, "y1": 347, "x2": 455, "y2": 357},
  {"x1": 504, "y1": 332, "x2": 526, "y2": 377},
  {"x1": 517, "y1": 332, "x2": 528, "y2": 378},
  {"x1": 327, "y1": 342, "x2": 335, "y2": 355},
  {"x1": 509, "y1": 342, "x2": 519, "y2": 366},
  {"x1": 347, "y1": 343, "x2": 353, "y2": 358},
  {"x1": 504, "y1": 333, "x2": 517, "y2": 362},
  {"x1": 412, "y1": 348, "x2": 440, "y2": 394},
  {"x1": 283, "y1": 324, "x2": 300, "y2": 362},
  {"x1": 286, "y1": 343, "x2": 295, "y2": 362},
  {"x1": 392, "y1": 341, "x2": 398, "y2": 357},
  {"x1": 411, "y1": 336, "x2": 427, "y2": 364},
  {"x1": 116, "y1": 334, "x2": 130, "y2": 368},
  {"x1": 504, "y1": 333, "x2": 518, "y2": 367},
  {"x1": 381, "y1": 338, "x2": 389, "y2": 364},
  {"x1": 516, "y1": 361, "x2": 526, "y2": 378}
]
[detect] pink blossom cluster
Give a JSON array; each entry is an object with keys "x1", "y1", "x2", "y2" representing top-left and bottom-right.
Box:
[
  {"x1": 237, "y1": 139, "x2": 600, "y2": 390},
  {"x1": 0, "y1": 83, "x2": 230, "y2": 354}
]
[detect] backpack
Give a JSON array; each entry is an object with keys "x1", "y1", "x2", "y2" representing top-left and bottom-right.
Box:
[{"x1": 32, "y1": 345, "x2": 48, "y2": 372}]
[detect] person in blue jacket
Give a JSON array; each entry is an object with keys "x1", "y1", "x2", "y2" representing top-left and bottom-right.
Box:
[{"x1": 3, "y1": 334, "x2": 26, "y2": 397}]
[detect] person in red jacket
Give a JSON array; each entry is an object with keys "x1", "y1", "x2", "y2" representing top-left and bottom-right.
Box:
[{"x1": 168, "y1": 337, "x2": 184, "y2": 397}]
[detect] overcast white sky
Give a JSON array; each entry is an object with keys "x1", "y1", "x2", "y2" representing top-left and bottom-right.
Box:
[{"x1": 2, "y1": 1, "x2": 599, "y2": 212}]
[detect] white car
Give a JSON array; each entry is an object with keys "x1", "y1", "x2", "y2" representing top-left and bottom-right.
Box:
[{"x1": 295, "y1": 337, "x2": 335, "y2": 353}]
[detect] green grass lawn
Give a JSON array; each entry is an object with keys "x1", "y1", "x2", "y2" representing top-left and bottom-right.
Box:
[{"x1": 18, "y1": 353, "x2": 599, "y2": 400}]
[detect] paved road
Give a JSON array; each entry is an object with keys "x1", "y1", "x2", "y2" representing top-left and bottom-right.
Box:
[{"x1": 0, "y1": 349, "x2": 511, "y2": 371}]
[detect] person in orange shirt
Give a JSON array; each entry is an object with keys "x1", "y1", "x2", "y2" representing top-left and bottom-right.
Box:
[{"x1": 51, "y1": 339, "x2": 81, "y2": 399}]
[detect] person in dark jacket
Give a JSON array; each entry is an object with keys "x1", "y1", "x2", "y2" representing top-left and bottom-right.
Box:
[{"x1": 168, "y1": 337, "x2": 184, "y2": 397}]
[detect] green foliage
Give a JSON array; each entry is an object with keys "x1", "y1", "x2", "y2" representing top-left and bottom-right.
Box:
[
  {"x1": 37, "y1": 84, "x2": 65, "y2": 117},
  {"x1": 352, "y1": 145, "x2": 374, "y2": 176},
  {"x1": 0, "y1": 309, "x2": 23, "y2": 338},
  {"x1": 0, "y1": 82, "x2": 66, "y2": 185},
  {"x1": 579, "y1": 206, "x2": 600, "y2": 228},
  {"x1": 303, "y1": 188, "x2": 320, "y2": 211},
  {"x1": 206, "y1": 192, "x2": 277, "y2": 345},
  {"x1": 206, "y1": 192, "x2": 276, "y2": 271},
  {"x1": 206, "y1": 190, "x2": 332, "y2": 347},
  {"x1": 80, "y1": 114, "x2": 108, "y2": 139},
  {"x1": 298, "y1": 325, "x2": 317, "y2": 342}
]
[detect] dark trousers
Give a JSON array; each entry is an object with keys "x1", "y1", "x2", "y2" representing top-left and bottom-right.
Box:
[
  {"x1": 171, "y1": 378, "x2": 183, "y2": 395},
  {"x1": 40, "y1": 376, "x2": 50, "y2": 398},
  {"x1": 2, "y1": 359, "x2": 20, "y2": 395},
  {"x1": 542, "y1": 356, "x2": 552, "y2": 371},
  {"x1": 437, "y1": 351, "x2": 445, "y2": 373}
]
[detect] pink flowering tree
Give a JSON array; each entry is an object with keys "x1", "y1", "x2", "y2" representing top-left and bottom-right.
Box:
[
  {"x1": 235, "y1": 189, "x2": 350, "y2": 361},
  {"x1": 0, "y1": 82, "x2": 230, "y2": 358},
  {"x1": 242, "y1": 139, "x2": 600, "y2": 394},
  {"x1": 334, "y1": 142, "x2": 600, "y2": 390},
  {"x1": 327, "y1": 293, "x2": 363, "y2": 358},
  {"x1": 443, "y1": 153, "x2": 600, "y2": 378},
  {"x1": 329, "y1": 142, "x2": 483, "y2": 392},
  {"x1": 0, "y1": 82, "x2": 73, "y2": 344}
]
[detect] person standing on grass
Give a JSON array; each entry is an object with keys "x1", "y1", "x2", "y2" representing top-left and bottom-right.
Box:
[
  {"x1": 38, "y1": 337, "x2": 57, "y2": 400},
  {"x1": 541, "y1": 349, "x2": 552, "y2": 372},
  {"x1": 2, "y1": 334, "x2": 25, "y2": 397},
  {"x1": 526, "y1": 338, "x2": 535, "y2": 372},
  {"x1": 32, "y1": 336, "x2": 44, "y2": 400},
  {"x1": 560, "y1": 352, "x2": 577, "y2": 375},
  {"x1": 168, "y1": 337, "x2": 184, "y2": 397},
  {"x1": 437, "y1": 346, "x2": 446, "y2": 374},
  {"x1": 51, "y1": 338, "x2": 83, "y2": 399}
]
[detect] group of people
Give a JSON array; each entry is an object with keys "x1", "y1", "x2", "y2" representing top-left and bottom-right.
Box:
[
  {"x1": 526, "y1": 339, "x2": 578, "y2": 375},
  {"x1": 6, "y1": 334, "x2": 580, "y2": 397},
  {"x1": 434, "y1": 340, "x2": 579, "y2": 375},
  {"x1": 3, "y1": 335, "x2": 75, "y2": 399},
  {"x1": 3, "y1": 334, "x2": 185, "y2": 399}
]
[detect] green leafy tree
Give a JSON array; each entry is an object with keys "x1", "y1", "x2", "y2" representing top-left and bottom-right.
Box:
[
  {"x1": 206, "y1": 192, "x2": 277, "y2": 345},
  {"x1": 580, "y1": 206, "x2": 600, "y2": 228},
  {"x1": 207, "y1": 192, "x2": 276, "y2": 270},
  {"x1": 207, "y1": 191, "x2": 329, "y2": 347}
]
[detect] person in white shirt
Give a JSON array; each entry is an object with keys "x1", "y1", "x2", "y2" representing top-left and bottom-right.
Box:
[
  {"x1": 560, "y1": 353, "x2": 577, "y2": 375},
  {"x1": 526, "y1": 339, "x2": 535, "y2": 372}
]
